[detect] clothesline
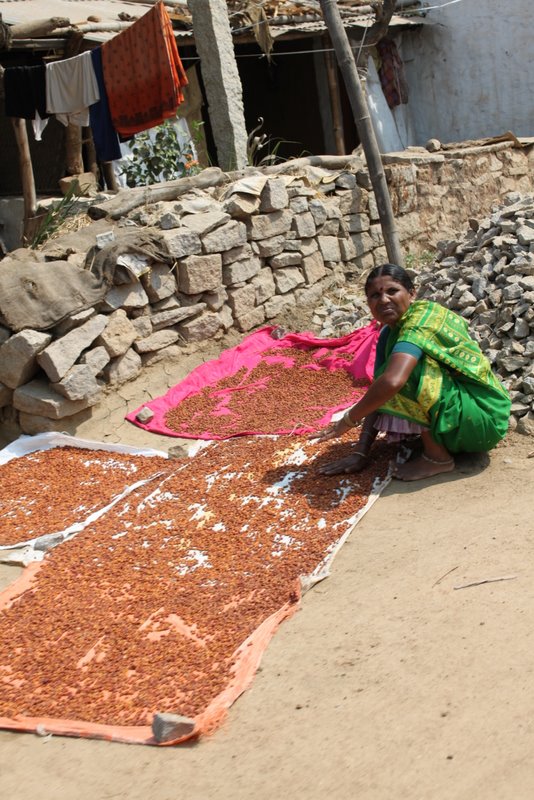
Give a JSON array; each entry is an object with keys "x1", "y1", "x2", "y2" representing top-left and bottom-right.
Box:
[
  {"x1": 3, "y1": 2, "x2": 188, "y2": 163},
  {"x1": 179, "y1": 42, "x2": 377, "y2": 62}
]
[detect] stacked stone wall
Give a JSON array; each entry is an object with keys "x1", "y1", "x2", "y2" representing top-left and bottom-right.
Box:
[{"x1": 0, "y1": 141, "x2": 532, "y2": 437}]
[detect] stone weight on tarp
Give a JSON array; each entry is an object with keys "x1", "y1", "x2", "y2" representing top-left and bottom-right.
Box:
[{"x1": 151, "y1": 712, "x2": 195, "y2": 743}]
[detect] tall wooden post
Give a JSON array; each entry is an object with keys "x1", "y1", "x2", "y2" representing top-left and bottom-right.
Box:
[
  {"x1": 319, "y1": 0, "x2": 404, "y2": 266},
  {"x1": 102, "y1": 162, "x2": 119, "y2": 192},
  {"x1": 83, "y1": 126, "x2": 99, "y2": 181},
  {"x1": 65, "y1": 124, "x2": 84, "y2": 176},
  {"x1": 323, "y1": 37, "x2": 346, "y2": 155},
  {"x1": 11, "y1": 118, "x2": 38, "y2": 244},
  {"x1": 63, "y1": 30, "x2": 85, "y2": 178}
]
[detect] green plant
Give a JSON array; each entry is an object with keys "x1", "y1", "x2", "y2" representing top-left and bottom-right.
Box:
[
  {"x1": 404, "y1": 249, "x2": 435, "y2": 270},
  {"x1": 31, "y1": 182, "x2": 83, "y2": 249},
  {"x1": 121, "y1": 120, "x2": 201, "y2": 188}
]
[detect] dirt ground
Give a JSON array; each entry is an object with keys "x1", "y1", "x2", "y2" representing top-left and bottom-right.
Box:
[{"x1": 1, "y1": 337, "x2": 533, "y2": 800}]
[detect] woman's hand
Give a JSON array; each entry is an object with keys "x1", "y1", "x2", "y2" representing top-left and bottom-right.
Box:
[
  {"x1": 318, "y1": 450, "x2": 369, "y2": 475},
  {"x1": 309, "y1": 413, "x2": 354, "y2": 443}
]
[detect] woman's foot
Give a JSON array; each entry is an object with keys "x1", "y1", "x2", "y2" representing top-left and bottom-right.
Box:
[
  {"x1": 318, "y1": 452, "x2": 369, "y2": 476},
  {"x1": 394, "y1": 453, "x2": 455, "y2": 481}
]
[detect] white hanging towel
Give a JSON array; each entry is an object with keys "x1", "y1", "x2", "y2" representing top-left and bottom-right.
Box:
[{"x1": 46, "y1": 50, "x2": 100, "y2": 127}]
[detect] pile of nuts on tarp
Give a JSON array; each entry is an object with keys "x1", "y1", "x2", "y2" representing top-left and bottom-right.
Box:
[{"x1": 311, "y1": 193, "x2": 534, "y2": 434}]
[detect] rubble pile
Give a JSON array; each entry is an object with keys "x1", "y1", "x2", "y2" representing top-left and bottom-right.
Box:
[
  {"x1": 418, "y1": 193, "x2": 534, "y2": 433},
  {"x1": 309, "y1": 193, "x2": 534, "y2": 433},
  {"x1": 311, "y1": 291, "x2": 371, "y2": 337}
]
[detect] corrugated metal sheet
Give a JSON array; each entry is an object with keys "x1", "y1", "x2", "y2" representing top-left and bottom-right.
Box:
[
  {"x1": 232, "y1": 13, "x2": 422, "y2": 43},
  {"x1": 0, "y1": 0, "x2": 423, "y2": 46}
]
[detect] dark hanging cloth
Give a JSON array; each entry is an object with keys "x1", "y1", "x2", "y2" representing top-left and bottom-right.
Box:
[
  {"x1": 4, "y1": 64, "x2": 49, "y2": 120},
  {"x1": 89, "y1": 47, "x2": 122, "y2": 162},
  {"x1": 376, "y1": 38, "x2": 409, "y2": 109}
]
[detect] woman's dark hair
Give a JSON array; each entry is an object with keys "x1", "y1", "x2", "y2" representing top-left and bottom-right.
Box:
[{"x1": 364, "y1": 264, "x2": 414, "y2": 294}]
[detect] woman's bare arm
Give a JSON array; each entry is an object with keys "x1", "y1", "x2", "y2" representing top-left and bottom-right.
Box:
[{"x1": 312, "y1": 352, "x2": 419, "y2": 443}]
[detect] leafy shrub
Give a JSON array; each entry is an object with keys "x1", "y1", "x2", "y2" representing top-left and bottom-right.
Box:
[{"x1": 121, "y1": 120, "x2": 201, "y2": 188}]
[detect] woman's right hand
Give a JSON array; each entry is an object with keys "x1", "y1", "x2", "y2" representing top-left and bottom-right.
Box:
[
  {"x1": 308, "y1": 423, "x2": 339, "y2": 443},
  {"x1": 309, "y1": 414, "x2": 353, "y2": 443}
]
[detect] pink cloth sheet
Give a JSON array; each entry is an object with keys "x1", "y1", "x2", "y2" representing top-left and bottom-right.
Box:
[{"x1": 126, "y1": 323, "x2": 380, "y2": 439}]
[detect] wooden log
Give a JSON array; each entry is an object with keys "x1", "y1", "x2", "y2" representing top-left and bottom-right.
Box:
[
  {"x1": 65, "y1": 22, "x2": 133, "y2": 33},
  {"x1": 11, "y1": 18, "x2": 70, "y2": 38},
  {"x1": 88, "y1": 167, "x2": 225, "y2": 219},
  {"x1": 264, "y1": 154, "x2": 363, "y2": 174},
  {"x1": 11, "y1": 118, "x2": 37, "y2": 244}
]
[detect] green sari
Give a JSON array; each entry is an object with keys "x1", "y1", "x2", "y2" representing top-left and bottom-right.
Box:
[{"x1": 374, "y1": 300, "x2": 511, "y2": 453}]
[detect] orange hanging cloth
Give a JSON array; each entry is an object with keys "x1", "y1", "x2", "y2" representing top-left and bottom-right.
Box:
[{"x1": 102, "y1": 1, "x2": 188, "y2": 138}]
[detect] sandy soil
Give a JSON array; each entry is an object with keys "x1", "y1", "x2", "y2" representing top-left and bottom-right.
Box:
[{"x1": 1, "y1": 339, "x2": 533, "y2": 800}]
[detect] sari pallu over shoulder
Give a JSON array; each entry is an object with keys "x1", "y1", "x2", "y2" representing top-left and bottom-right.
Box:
[{"x1": 375, "y1": 301, "x2": 511, "y2": 452}]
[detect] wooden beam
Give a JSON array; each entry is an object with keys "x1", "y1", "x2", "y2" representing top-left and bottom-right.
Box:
[
  {"x1": 11, "y1": 18, "x2": 70, "y2": 38},
  {"x1": 264, "y1": 154, "x2": 363, "y2": 173},
  {"x1": 11, "y1": 118, "x2": 37, "y2": 244},
  {"x1": 88, "y1": 167, "x2": 224, "y2": 219}
]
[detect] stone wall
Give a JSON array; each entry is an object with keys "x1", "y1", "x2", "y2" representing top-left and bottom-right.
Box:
[{"x1": 0, "y1": 140, "x2": 532, "y2": 438}]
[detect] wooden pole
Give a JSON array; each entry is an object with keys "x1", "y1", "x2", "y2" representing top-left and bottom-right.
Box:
[
  {"x1": 63, "y1": 30, "x2": 84, "y2": 177},
  {"x1": 101, "y1": 162, "x2": 119, "y2": 193},
  {"x1": 318, "y1": 0, "x2": 404, "y2": 266},
  {"x1": 11, "y1": 118, "x2": 37, "y2": 245},
  {"x1": 82, "y1": 125, "x2": 99, "y2": 180},
  {"x1": 65, "y1": 123, "x2": 84, "y2": 175},
  {"x1": 323, "y1": 36, "x2": 346, "y2": 155}
]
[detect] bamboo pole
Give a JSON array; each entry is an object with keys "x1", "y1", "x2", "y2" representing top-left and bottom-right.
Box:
[
  {"x1": 11, "y1": 118, "x2": 38, "y2": 244},
  {"x1": 318, "y1": 0, "x2": 404, "y2": 266}
]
